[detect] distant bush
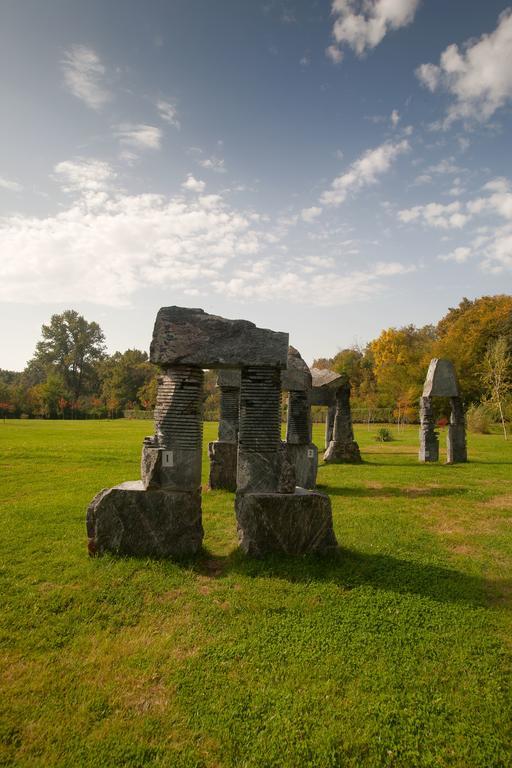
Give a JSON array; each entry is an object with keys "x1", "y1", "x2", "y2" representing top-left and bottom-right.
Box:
[
  {"x1": 466, "y1": 403, "x2": 493, "y2": 434},
  {"x1": 376, "y1": 427, "x2": 394, "y2": 442}
]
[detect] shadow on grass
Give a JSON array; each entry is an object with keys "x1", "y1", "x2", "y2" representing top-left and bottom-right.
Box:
[{"x1": 190, "y1": 546, "x2": 510, "y2": 610}]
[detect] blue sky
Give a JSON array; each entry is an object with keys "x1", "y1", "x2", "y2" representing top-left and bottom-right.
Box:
[{"x1": 1, "y1": 0, "x2": 512, "y2": 370}]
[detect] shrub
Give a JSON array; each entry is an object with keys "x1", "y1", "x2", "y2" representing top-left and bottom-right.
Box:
[
  {"x1": 376, "y1": 427, "x2": 394, "y2": 442},
  {"x1": 466, "y1": 403, "x2": 493, "y2": 434}
]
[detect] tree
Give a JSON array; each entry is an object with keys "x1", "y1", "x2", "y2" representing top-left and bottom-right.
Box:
[
  {"x1": 98, "y1": 349, "x2": 155, "y2": 411},
  {"x1": 369, "y1": 324, "x2": 436, "y2": 426},
  {"x1": 31, "y1": 310, "x2": 106, "y2": 401},
  {"x1": 482, "y1": 336, "x2": 511, "y2": 439},
  {"x1": 434, "y1": 295, "x2": 512, "y2": 401}
]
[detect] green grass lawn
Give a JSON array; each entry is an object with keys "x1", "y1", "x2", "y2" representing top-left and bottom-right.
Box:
[{"x1": 1, "y1": 419, "x2": 511, "y2": 768}]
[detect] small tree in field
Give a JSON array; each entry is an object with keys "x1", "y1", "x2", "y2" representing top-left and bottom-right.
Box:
[{"x1": 482, "y1": 336, "x2": 511, "y2": 439}]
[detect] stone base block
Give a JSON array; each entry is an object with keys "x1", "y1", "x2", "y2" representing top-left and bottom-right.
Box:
[
  {"x1": 141, "y1": 443, "x2": 201, "y2": 492},
  {"x1": 323, "y1": 439, "x2": 362, "y2": 464},
  {"x1": 446, "y1": 424, "x2": 467, "y2": 464},
  {"x1": 235, "y1": 488, "x2": 337, "y2": 557},
  {"x1": 286, "y1": 443, "x2": 318, "y2": 489},
  {"x1": 208, "y1": 441, "x2": 237, "y2": 491},
  {"x1": 87, "y1": 481, "x2": 203, "y2": 558}
]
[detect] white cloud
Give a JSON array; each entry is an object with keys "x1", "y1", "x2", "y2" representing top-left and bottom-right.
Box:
[
  {"x1": 301, "y1": 206, "x2": 322, "y2": 222},
  {"x1": 199, "y1": 155, "x2": 226, "y2": 173},
  {"x1": 0, "y1": 157, "x2": 415, "y2": 308},
  {"x1": 0, "y1": 175, "x2": 22, "y2": 192},
  {"x1": 398, "y1": 200, "x2": 469, "y2": 229},
  {"x1": 182, "y1": 175, "x2": 206, "y2": 193},
  {"x1": 115, "y1": 123, "x2": 162, "y2": 151},
  {"x1": 390, "y1": 109, "x2": 400, "y2": 127},
  {"x1": 320, "y1": 139, "x2": 409, "y2": 207},
  {"x1": 326, "y1": 45, "x2": 344, "y2": 64},
  {"x1": 415, "y1": 10, "x2": 512, "y2": 125},
  {"x1": 61, "y1": 45, "x2": 111, "y2": 110},
  {"x1": 157, "y1": 99, "x2": 180, "y2": 129},
  {"x1": 438, "y1": 246, "x2": 471, "y2": 263},
  {"x1": 330, "y1": 0, "x2": 421, "y2": 57}
]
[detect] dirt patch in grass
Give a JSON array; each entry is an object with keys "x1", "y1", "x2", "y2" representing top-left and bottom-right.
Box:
[{"x1": 484, "y1": 493, "x2": 512, "y2": 509}]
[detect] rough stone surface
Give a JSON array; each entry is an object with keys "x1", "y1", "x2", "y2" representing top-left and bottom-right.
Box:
[
  {"x1": 217, "y1": 370, "x2": 241, "y2": 388},
  {"x1": 237, "y1": 442, "x2": 296, "y2": 494},
  {"x1": 422, "y1": 358, "x2": 460, "y2": 398},
  {"x1": 217, "y1": 384, "x2": 239, "y2": 443},
  {"x1": 235, "y1": 488, "x2": 337, "y2": 556},
  {"x1": 141, "y1": 442, "x2": 202, "y2": 491},
  {"x1": 208, "y1": 441, "x2": 237, "y2": 491},
  {"x1": 325, "y1": 405, "x2": 336, "y2": 448},
  {"x1": 281, "y1": 346, "x2": 311, "y2": 392},
  {"x1": 418, "y1": 396, "x2": 439, "y2": 463},
  {"x1": 237, "y1": 366, "x2": 283, "y2": 492},
  {"x1": 286, "y1": 443, "x2": 318, "y2": 490},
  {"x1": 447, "y1": 396, "x2": 467, "y2": 463},
  {"x1": 278, "y1": 441, "x2": 296, "y2": 494},
  {"x1": 324, "y1": 440, "x2": 361, "y2": 463},
  {"x1": 87, "y1": 481, "x2": 203, "y2": 557},
  {"x1": 286, "y1": 390, "x2": 311, "y2": 445},
  {"x1": 323, "y1": 381, "x2": 362, "y2": 464},
  {"x1": 150, "y1": 306, "x2": 288, "y2": 369}
]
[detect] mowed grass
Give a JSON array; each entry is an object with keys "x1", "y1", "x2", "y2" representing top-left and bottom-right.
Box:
[{"x1": 1, "y1": 420, "x2": 512, "y2": 768}]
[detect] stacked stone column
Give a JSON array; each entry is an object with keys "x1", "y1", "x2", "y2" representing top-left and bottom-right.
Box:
[
  {"x1": 325, "y1": 405, "x2": 336, "y2": 450},
  {"x1": 418, "y1": 395, "x2": 438, "y2": 462},
  {"x1": 447, "y1": 396, "x2": 467, "y2": 463},
  {"x1": 283, "y1": 348, "x2": 318, "y2": 490},
  {"x1": 324, "y1": 381, "x2": 362, "y2": 464},
  {"x1": 208, "y1": 371, "x2": 240, "y2": 491}
]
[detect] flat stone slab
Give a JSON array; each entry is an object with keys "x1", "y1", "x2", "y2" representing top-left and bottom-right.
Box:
[
  {"x1": 236, "y1": 488, "x2": 337, "y2": 556},
  {"x1": 286, "y1": 443, "x2": 318, "y2": 490},
  {"x1": 217, "y1": 369, "x2": 241, "y2": 388},
  {"x1": 422, "y1": 358, "x2": 460, "y2": 397},
  {"x1": 87, "y1": 481, "x2": 203, "y2": 558},
  {"x1": 150, "y1": 306, "x2": 288, "y2": 369}
]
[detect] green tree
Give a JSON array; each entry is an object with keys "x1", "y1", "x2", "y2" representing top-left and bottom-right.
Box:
[
  {"x1": 31, "y1": 310, "x2": 106, "y2": 401},
  {"x1": 99, "y1": 349, "x2": 155, "y2": 411},
  {"x1": 482, "y1": 336, "x2": 511, "y2": 439}
]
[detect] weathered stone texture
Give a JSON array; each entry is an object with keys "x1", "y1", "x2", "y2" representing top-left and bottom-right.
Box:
[
  {"x1": 323, "y1": 382, "x2": 362, "y2": 464},
  {"x1": 235, "y1": 488, "x2": 337, "y2": 556},
  {"x1": 446, "y1": 396, "x2": 467, "y2": 463},
  {"x1": 87, "y1": 481, "x2": 203, "y2": 557},
  {"x1": 208, "y1": 441, "x2": 237, "y2": 491},
  {"x1": 418, "y1": 396, "x2": 439, "y2": 463},
  {"x1": 281, "y1": 346, "x2": 312, "y2": 392},
  {"x1": 422, "y1": 358, "x2": 460, "y2": 398},
  {"x1": 285, "y1": 443, "x2": 318, "y2": 490},
  {"x1": 150, "y1": 306, "x2": 288, "y2": 369}
]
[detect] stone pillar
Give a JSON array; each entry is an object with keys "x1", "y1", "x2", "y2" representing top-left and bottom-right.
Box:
[
  {"x1": 208, "y1": 372, "x2": 240, "y2": 491},
  {"x1": 418, "y1": 395, "x2": 438, "y2": 462},
  {"x1": 325, "y1": 405, "x2": 336, "y2": 449},
  {"x1": 324, "y1": 383, "x2": 362, "y2": 463},
  {"x1": 237, "y1": 366, "x2": 284, "y2": 493},
  {"x1": 142, "y1": 366, "x2": 204, "y2": 491},
  {"x1": 447, "y1": 396, "x2": 467, "y2": 464},
  {"x1": 286, "y1": 390, "x2": 318, "y2": 489},
  {"x1": 87, "y1": 364, "x2": 204, "y2": 558}
]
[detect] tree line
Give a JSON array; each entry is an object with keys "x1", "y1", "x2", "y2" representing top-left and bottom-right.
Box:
[{"x1": 0, "y1": 296, "x2": 511, "y2": 427}]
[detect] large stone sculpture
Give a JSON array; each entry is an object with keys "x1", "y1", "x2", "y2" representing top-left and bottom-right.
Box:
[
  {"x1": 282, "y1": 347, "x2": 318, "y2": 490},
  {"x1": 87, "y1": 307, "x2": 337, "y2": 558},
  {"x1": 310, "y1": 368, "x2": 362, "y2": 464},
  {"x1": 208, "y1": 370, "x2": 240, "y2": 491},
  {"x1": 419, "y1": 358, "x2": 467, "y2": 464}
]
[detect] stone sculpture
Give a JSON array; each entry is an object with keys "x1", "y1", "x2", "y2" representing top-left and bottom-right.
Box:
[
  {"x1": 310, "y1": 368, "x2": 362, "y2": 464},
  {"x1": 208, "y1": 370, "x2": 240, "y2": 491},
  {"x1": 87, "y1": 306, "x2": 337, "y2": 558},
  {"x1": 282, "y1": 347, "x2": 318, "y2": 490},
  {"x1": 419, "y1": 358, "x2": 467, "y2": 464}
]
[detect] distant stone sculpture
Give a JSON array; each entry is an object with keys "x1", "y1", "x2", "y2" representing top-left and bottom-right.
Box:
[
  {"x1": 282, "y1": 347, "x2": 318, "y2": 490},
  {"x1": 419, "y1": 358, "x2": 467, "y2": 464},
  {"x1": 208, "y1": 370, "x2": 240, "y2": 491},
  {"x1": 87, "y1": 306, "x2": 337, "y2": 558},
  {"x1": 310, "y1": 368, "x2": 362, "y2": 464}
]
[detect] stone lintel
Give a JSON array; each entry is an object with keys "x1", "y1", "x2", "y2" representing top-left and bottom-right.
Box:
[
  {"x1": 422, "y1": 358, "x2": 460, "y2": 398},
  {"x1": 150, "y1": 306, "x2": 288, "y2": 369}
]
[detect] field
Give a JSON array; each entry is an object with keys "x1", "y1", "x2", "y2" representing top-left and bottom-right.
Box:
[{"x1": 1, "y1": 419, "x2": 511, "y2": 768}]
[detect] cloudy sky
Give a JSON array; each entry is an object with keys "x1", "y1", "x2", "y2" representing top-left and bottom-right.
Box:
[{"x1": 1, "y1": 0, "x2": 512, "y2": 370}]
